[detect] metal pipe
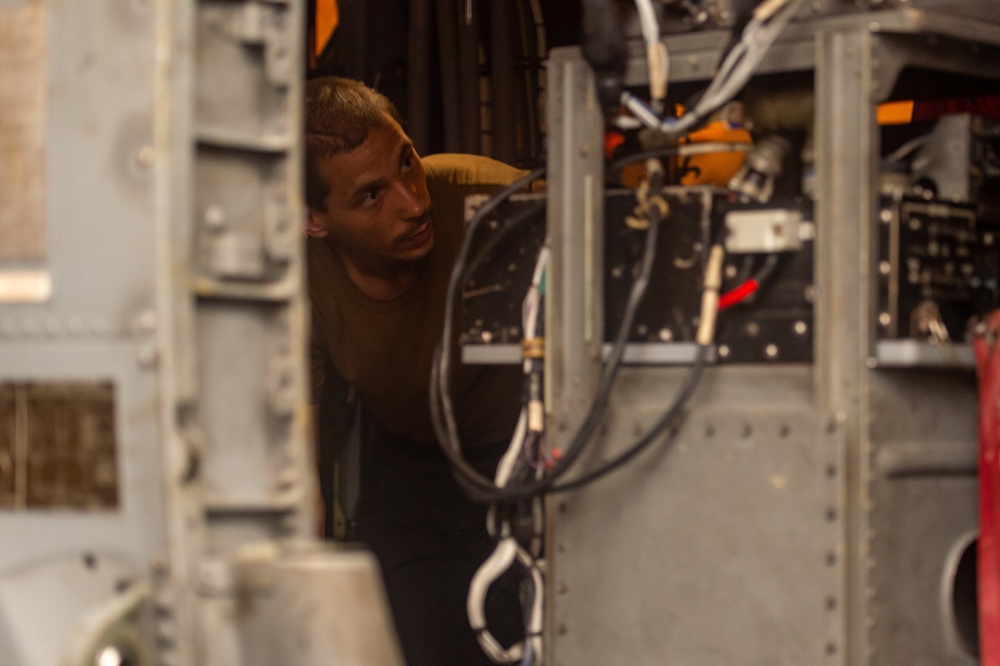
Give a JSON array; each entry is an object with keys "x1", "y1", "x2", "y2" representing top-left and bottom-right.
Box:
[
  {"x1": 457, "y1": 0, "x2": 482, "y2": 153},
  {"x1": 407, "y1": 0, "x2": 432, "y2": 154},
  {"x1": 436, "y1": 0, "x2": 462, "y2": 152},
  {"x1": 490, "y1": 0, "x2": 517, "y2": 164}
]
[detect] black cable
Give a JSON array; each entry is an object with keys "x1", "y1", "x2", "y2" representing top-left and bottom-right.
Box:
[
  {"x1": 550, "y1": 233, "x2": 727, "y2": 493},
  {"x1": 443, "y1": 194, "x2": 660, "y2": 500},
  {"x1": 431, "y1": 169, "x2": 548, "y2": 498},
  {"x1": 550, "y1": 344, "x2": 708, "y2": 493},
  {"x1": 432, "y1": 169, "x2": 666, "y2": 502}
]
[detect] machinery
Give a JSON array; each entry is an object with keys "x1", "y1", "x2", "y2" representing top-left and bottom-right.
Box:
[
  {"x1": 448, "y1": 2, "x2": 1000, "y2": 664},
  {"x1": 3, "y1": 0, "x2": 1000, "y2": 664},
  {"x1": 0, "y1": 1, "x2": 400, "y2": 664}
]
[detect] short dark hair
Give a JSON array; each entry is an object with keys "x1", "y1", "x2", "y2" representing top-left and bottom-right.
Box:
[{"x1": 304, "y1": 76, "x2": 403, "y2": 211}]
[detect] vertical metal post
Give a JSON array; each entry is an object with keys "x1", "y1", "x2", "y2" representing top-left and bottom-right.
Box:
[
  {"x1": 543, "y1": 47, "x2": 605, "y2": 663},
  {"x1": 814, "y1": 24, "x2": 878, "y2": 666},
  {"x1": 544, "y1": 46, "x2": 605, "y2": 458}
]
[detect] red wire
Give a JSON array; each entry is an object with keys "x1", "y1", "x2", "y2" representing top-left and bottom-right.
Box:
[{"x1": 719, "y1": 279, "x2": 759, "y2": 310}]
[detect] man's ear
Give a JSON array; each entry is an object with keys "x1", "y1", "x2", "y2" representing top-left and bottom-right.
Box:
[{"x1": 306, "y1": 209, "x2": 330, "y2": 239}]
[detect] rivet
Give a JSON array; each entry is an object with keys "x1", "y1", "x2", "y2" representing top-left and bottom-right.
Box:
[
  {"x1": 135, "y1": 145, "x2": 155, "y2": 168},
  {"x1": 139, "y1": 309, "x2": 158, "y2": 331},
  {"x1": 204, "y1": 205, "x2": 227, "y2": 231}
]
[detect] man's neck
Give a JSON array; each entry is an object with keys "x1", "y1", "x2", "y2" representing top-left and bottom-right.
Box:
[{"x1": 335, "y1": 246, "x2": 421, "y2": 302}]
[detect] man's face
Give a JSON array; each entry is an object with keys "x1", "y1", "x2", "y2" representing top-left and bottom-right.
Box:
[{"x1": 307, "y1": 114, "x2": 433, "y2": 269}]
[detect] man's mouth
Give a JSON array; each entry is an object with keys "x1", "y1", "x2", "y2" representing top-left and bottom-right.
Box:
[{"x1": 400, "y1": 214, "x2": 433, "y2": 245}]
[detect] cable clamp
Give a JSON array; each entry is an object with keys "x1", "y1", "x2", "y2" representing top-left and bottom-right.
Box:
[{"x1": 521, "y1": 337, "x2": 545, "y2": 360}]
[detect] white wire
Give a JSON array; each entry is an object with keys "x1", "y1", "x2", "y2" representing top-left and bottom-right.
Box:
[
  {"x1": 494, "y1": 411, "x2": 529, "y2": 493},
  {"x1": 621, "y1": 0, "x2": 806, "y2": 139},
  {"x1": 521, "y1": 247, "x2": 549, "y2": 345},
  {"x1": 633, "y1": 0, "x2": 659, "y2": 46},
  {"x1": 470, "y1": 247, "x2": 549, "y2": 664},
  {"x1": 632, "y1": 0, "x2": 668, "y2": 110},
  {"x1": 885, "y1": 135, "x2": 928, "y2": 164},
  {"x1": 467, "y1": 537, "x2": 545, "y2": 664}
]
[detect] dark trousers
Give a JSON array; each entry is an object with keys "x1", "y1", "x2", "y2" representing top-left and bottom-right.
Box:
[{"x1": 356, "y1": 429, "x2": 523, "y2": 666}]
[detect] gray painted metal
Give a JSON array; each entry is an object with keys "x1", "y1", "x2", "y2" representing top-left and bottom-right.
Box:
[
  {"x1": 546, "y1": 9, "x2": 1000, "y2": 665},
  {"x1": 544, "y1": 48, "x2": 606, "y2": 449},
  {"x1": 0, "y1": 1, "x2": 165, "y2": 661},
  {"x1": 0, "y1": 1, "x2": 401, "y2": 664}
]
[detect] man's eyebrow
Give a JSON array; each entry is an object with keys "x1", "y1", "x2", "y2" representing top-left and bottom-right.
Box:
[{"x1": 398, "y1": 141, "x2": 414, "y2": 161}]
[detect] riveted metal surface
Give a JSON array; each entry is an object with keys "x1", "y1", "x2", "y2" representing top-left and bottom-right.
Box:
[{"x1": 549, "y1": 366, "x2": 841, "y2": 665}]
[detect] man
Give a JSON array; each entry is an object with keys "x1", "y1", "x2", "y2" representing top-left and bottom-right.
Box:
[{"x1": 305, "y1": 76, "x2": 525, "y2": 666}]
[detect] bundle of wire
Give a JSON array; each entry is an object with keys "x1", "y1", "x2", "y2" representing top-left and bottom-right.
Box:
[
  {"x1": 466, "y1": 249, "x2": 549, "y2": 664},
  {"x1": 430, "y1": 160, "x2": 720, "y2": 503},
  {"x1": 432, "y1": 0, "x2": 805, "y2": 501},
  {"x1": 621, "y1": 0, "x2": 808, "y2": 139},
  {"x1": 436, "y1": 2, "x2": 808, "y2": 661}
]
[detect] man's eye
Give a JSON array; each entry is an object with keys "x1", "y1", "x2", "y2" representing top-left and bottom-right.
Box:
[
  {"x1": 402, "y1": 152, "x2": 413, "y2": 170},
  {"x1": 362, "y1": 189, "x2": 379, "y2": 205}
]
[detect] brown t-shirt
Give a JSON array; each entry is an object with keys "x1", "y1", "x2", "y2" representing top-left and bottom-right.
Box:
[{"x1": 308, "y1": 153, "x2": 527, "y2": 447}]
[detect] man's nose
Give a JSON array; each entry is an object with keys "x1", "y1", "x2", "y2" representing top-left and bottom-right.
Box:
[{"x1": 395, "y1": 180, "x2": 428, "y2": 219}]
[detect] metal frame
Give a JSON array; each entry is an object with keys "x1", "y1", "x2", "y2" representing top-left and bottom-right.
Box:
[{"x1": 545, "y1": 8, "x2": 1000, "y2": 664}]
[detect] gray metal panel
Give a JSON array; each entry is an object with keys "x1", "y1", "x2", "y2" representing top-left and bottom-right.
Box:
[
  {"x1": 549, "y1": 367, "x2": 840, "y2": 666},
  {"x1": 1, "y1": 0, "x2": 317, "y2": 663},
  {"x1": 0, "y1": 341, "x2": 163, "y2": 570},
  {"x1": 866, "y1": 474, "x2": 979, "y2": 665},
  {"x1": 0, "y1": 1, "x2": 163, "y2": 662},
  {"x1": 0, "y1": 0, "x2": 161, "y2": 567},
  {"x1": 865, "y1": 371, "x2": 980, "y2": 665}
]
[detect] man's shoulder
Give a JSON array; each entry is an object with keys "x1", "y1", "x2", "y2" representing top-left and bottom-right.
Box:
[{"x1": 422, "y1": 153, "x2": 528, "y2": 189}]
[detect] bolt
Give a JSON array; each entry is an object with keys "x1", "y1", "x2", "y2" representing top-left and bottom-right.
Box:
[
  {"x1": 139, "y1": 309, "x2": 158, "y2": 331},
  {"x1": 135, "y1": 145, "x2": 155, "y2": 168},
  {"x1": 204, "y1": 205, "x2": 227, "y2": 231}
]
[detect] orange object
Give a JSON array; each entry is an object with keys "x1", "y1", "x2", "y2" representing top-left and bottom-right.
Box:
[
  {"x1": 314, "y1": 0, "x2": 339, "y2": 58},
  {"x1": 604, "y1": 130, "x2": 626, "y2": 160},
  {"x1": 678, "y1": 121, "x2": 753, "y2": 187},
  {"x1": 877, "y1": 100, "x2": 914, "y2": 125}
]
